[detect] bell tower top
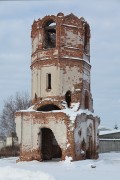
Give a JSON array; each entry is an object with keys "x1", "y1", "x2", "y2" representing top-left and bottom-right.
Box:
[
  {"x1": 31, "y1": 12, "x2": 90, "y2": 55},
  {"x1": 31, "y1": 12, "x2": 93, "y2": 112}
]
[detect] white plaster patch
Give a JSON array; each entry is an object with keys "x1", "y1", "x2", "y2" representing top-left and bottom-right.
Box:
[{"x1": 65, "y1": 28, "x2": 77, "y2": 47}]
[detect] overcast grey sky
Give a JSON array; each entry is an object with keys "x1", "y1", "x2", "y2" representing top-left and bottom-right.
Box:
[{"x1": 0, "y1": 0, "x2": 120, "y2": 128}]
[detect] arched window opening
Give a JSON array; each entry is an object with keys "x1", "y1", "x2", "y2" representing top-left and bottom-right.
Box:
[
  {"x1": 37, "y1": 104, "x2": 60, "y2": 111},
  {"x1": 43, "y1": 20, "x2": 56, "y2": 49},
  {"x1": 41, "y1": 128, "x2": 62, "y2": 160},
  {"x1": 85, "y1": 92, "x2": 89, "y2": 109},
  {"x1": 65, "y1": 90, "x2": 71, "y2": 108}
]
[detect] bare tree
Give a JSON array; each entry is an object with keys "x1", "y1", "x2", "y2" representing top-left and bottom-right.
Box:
[{"x1": 0, "y1": 92, "x2": 31, "y2": 136}]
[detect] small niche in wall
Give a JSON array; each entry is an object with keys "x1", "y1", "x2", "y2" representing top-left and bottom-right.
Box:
[
  {"x1": 84, "y1": 23, "x2": 90, "y2": 51},
  {"x1": 85, "y1": 91, "x2": 89, "y2": 109},
  {"x1": 46, "y1": 73, "x2": 51, "y2": 90},
  {"x1": 78, "y1": 130, "x2": 82, "y2": 136}
]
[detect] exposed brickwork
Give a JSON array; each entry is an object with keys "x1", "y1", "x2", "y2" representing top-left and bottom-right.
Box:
[
  {"x1": 18, "y1": 148, "x2": 41, "y2": 162},
  {"x1": 16, "y1": 110, "x2": 72, "y2": 161},
  {"x1": 15, "y1": 12, "x2": 100, "y2": 162}
]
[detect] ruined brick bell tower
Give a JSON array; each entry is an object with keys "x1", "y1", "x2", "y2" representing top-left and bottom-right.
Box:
[
  {"x1": 31, "y1": 12, "x2": 93, "y2": 110},
  {"x1": 15, "y1": 13, "x2": 100, "y2": 161}
]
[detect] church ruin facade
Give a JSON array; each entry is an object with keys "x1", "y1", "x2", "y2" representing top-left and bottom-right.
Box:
[{"x1": 15, "y1": 13, "x2": 100, "y2": 161}]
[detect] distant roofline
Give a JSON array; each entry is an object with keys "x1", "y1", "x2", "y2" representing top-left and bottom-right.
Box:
[{"x1": 99, "y1": 129, "x2": 120, "y2": 136}]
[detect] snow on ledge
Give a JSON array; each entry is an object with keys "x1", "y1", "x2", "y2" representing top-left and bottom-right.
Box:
[
  {"x1": 17, "y1": 102, "x2": 96, "y2": 124},
  {"x1": 62, "y1": 56, "x2": 90, "y2": 65},
  {"x1": 63, "y1": 24, "x2": 78, "y2": 28},
  {"x1": 64, "y1": 46, "x2": 79, "y2": 50}
]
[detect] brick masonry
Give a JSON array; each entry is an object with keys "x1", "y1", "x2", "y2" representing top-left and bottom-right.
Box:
[{"x1": 15, "y1": 12, "x2": 100, "y2": 161}]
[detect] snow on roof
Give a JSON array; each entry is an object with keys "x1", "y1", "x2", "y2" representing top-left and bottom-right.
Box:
[
  {"x1": 18, "y1": 102, "x2": 96, "y2": 123},
  {"x1": 98, "y1": 125, "x2": 112, "y2": 131},
  {"x1": 100, "y1": 138, "x2": 120, "y2": 141},
  {"x1": 53, "y1": 102, "x2": 96, "y2": 123},
  {"x1": 99, "y1": 129, "x2": 120, "y2": 136},
  {"x1": 18, "y1": 105, "x2": 36, "y2": 112}
]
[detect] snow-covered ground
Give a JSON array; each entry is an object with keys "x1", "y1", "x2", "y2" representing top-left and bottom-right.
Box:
[{"x1": 0, "y1": 152, "x2": 120, "y2": 180}]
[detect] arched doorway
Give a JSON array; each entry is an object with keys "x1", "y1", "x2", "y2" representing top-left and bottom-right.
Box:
[{"x1": 41, "y1": 128, "x2": 62, "y2": 160}]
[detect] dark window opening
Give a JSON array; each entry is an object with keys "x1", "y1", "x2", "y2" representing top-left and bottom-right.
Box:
[
  {"x1": 84, "y1": 23, "x2": 90, "y2": 50},
  {"x1": 85, "y1": 92, "x2": 89, "y2": 109},
  {"x1": 47, "y1": 73, "x2": 51, "y2": 90},
  {"x1": 41, "y1": 128, "x2": 62, "y2": 160},
  {"x1": 65, "y1": 90, "x2": 71, "y2": 108},
  {"x1": 37, "y1": 104, "x2": 60, "y2": 111},
  {"x1": 43, "y1": 21, "x2": 56, "y2": 49},
  {"x1": 78, "y1": 130, "x2": 82, "y2": 136},
  {"x1": 81, "y1": 138, "x2": 86, "y2": 151}
]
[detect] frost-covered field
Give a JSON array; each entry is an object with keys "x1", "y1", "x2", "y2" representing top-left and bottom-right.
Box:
[{"x1": 0, "y1": 152, "x2": 120, "y2": 180}]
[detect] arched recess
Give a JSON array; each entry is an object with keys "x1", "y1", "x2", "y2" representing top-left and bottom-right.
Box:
[
  {"x1": 42, "y1": 18, "x2": 56, "y2": 49},
  {"x1": 86, "y1": 126, "x2": 92, "y2": 159},
  {"x1": 41, "y1": 128, "x2": 62, "y2": 160},
  {"x1": 84, "y1": 91, "x2": 89, "y2": 109},
  {"x1": 84, "y1": 23, "x2": 90, "y2": 51},
  {"x1": 37, "y1": 104, "x2": 60, "y2": 111}
]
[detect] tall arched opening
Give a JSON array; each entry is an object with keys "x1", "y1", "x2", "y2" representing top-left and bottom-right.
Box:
[
  {"x1": 41, "y1": 128, "x2": 62, "y2": 160},
  {"x1": 43, "y1": 19, "x2": 56, "y2": 49},
  {"x1": 85, "y1": 92, "x2": 89, "y2": 109},
  {"x1": 86, "y1": 127, "x2": 93, "y2": 159}
]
